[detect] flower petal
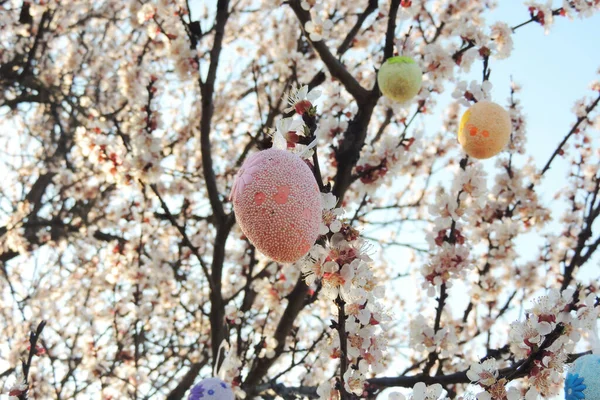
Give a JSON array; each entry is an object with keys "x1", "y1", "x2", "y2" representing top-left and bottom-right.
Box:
[
  {"x1": 467, "y1": 370, "x2": 479, "y2": 382},
  {"x1": 537, "y1": 321, "x2": 552, "y2": 335},
  {"x1": 307, "y1": 89, "x2": 321, "y2": 102},
  {"x1": 412, "y1": 382, "x2": 426, "y2": 400},
  {"x1": 298, "y1": 85, "x2": 308, "y2": 99}
]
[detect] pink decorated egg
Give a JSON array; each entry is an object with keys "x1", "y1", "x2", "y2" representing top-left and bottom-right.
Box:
[{"x1": 231, "y1": 148, "x2": 321, "y2": 263}]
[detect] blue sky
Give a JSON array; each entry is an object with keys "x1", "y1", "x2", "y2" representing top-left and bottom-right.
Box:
[{"x1": 488, "y1": 1, "x2": 599, "y2": 170}]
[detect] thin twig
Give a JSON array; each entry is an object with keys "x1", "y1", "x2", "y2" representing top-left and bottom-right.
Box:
[{"x1": 17, "y1": 321, "x2": 47, "y2": 400}]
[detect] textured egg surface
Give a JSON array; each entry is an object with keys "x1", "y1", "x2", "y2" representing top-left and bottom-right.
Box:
[
  {"x1": 564, "y1": 354, "x2": 600, "y2": 400},
  {"x1": 231, "y1": 148, "x2": 321, "y2": 263},
  {"x1": 189, "y1": 378, "x2": 235, "y2": 400},
  {"x1": 457, "y1": 100, "x2": 511, "y2": 159},
  {"x1": 377, "y1": 56, "x2": 423, "y2": 103}
]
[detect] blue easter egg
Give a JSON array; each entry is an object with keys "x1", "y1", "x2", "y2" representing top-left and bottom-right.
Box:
[
  {"x1": 189, "y1": 377, "x2": 235, "y2": 400},
  {"x1": 565, "y1": 354, "x2": 600, "y2": 400}
]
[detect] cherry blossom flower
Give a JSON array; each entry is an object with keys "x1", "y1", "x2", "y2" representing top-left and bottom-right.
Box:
[
  {"x1": 343, "y1": 366, "x2": 367, "y2": 395},
  {"x1": 524, "y1": 1, "x2": 556, "y2": 33},
  {"x1": 411, "y1": 382, "x2": 444, "y2": 400},
  {"x1": 489, "y1": 22, "x2": 513, "y2": 59},
  {"x1": 258, "y1": 337, "x2": 278, "y2": 359},
  {"x1": 316, "y1": 379, "x2": 339, "y2": 400},
  {"x1": 284, "y1": 85, "x2": 321, "y2": 114},
  {"x1": 6, "y1": 380, "x2": 28, "y2": 398},
  {"x1": 320, "y1": 193, "x2": 344, "y2": 234},
  {"x1": 467, "y1": 358, "x2": 499, "y2": 386},
  {"x1": 452, "y1": 80, "x2": 493, "y2": 105},
  {"x1": 271, "y1": 117, "x2": 304, "y2": 150},
  {"x1": 300, "y1": 0, "x2": 317, "y2": 11},
  {"x1": 137, "y1": 3, "x2": 155, "y2": 24},
  {"x1": 304, "y1": 16, "x2": 333, "y2": 42}
]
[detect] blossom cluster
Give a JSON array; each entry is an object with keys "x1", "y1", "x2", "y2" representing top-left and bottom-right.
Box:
[
  {"x1": 505, "y1": 81, "x2": 528, "y2": 155},
  {"x1": 278, "y1": 140, "x2": 391, "y2": 397},
  {"x1": 463, "y1": 287, "x2": 598, "y2": 399},
  {"x1": 389, "y1": 382, "x2": 444, "y2": 400},
  {"x1": 302, "y1": 223, "x2": 389, "y2": 398},
  {"x1": 451, "y1": 80, "x2": 493, "y2": 107},
  {"x1": 302, "y1": 3, "x2": 334, "y2": 42},
  {"x1": 506, "y1": 288, "x2": 598, "y2": 397},
  {"x1": 422, "y1": 162, "x2": 487, "y2": 294},
  {"x1": 408, "y1": 314, "x2": 458, "y2": 359},
  {"x1": 305, "y1": 189, "x2": 390, "y2": 397}
]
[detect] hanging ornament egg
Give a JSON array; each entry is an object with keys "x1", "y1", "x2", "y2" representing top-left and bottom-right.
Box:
[
  {"x1": 457, "y1": 100, "x2": 511, "y2": 159},
  {"x1": 189, "y1": 378, "x2": 235, "y2": 400},
  {"x1": 564, "y1": 354, "x2": 600, "y2": 400},
  {"x1": 231, "y1": 148, "x2": 322, "y2": 263},
  {"x1": 377, "y1": 56, "x2": 423, "y2": 103}
]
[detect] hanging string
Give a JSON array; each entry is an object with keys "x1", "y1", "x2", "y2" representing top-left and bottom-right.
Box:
[
  {"x1": 220, "y1": 342, "x2": 236, "y2": 380},
  {"x1": 213, "y1": 340, "x2": 229, "y2": 378}
]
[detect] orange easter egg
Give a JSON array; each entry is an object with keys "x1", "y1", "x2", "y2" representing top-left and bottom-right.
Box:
[{"x1": 458, "y1": 101, "x2": 511, "y2": 159}]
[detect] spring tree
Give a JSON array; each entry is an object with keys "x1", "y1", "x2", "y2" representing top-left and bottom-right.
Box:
[{"x1": 0, "y1": 0, "x2": 599, "y2": 399}]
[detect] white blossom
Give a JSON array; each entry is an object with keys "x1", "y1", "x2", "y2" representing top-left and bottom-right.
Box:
[{"x1": 305, "y1": 16, "x2": 333, "y2": 42}]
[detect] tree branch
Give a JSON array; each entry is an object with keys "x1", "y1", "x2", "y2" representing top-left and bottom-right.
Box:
[
  {"x1": 243, "y1": 277, "x2": 310, "y2": 390},
  {"x1": 165, "y1": 360, "x2": 208, "y2": 400},
  {"x1": 336, "y1": 0, "x2": 378, "y2": 55},
  {"x1": 383, "y1": 0, "x2": 400, "y2": 61},
  {"x1": 199, "y1": 0, "x2": 231, "y2": 224},
  {"x1": 537, "y1": 92, "x2": 600, "y2": 180},
  {"x1": 16, "y1": 321, "x2": 46, "y2": 400},
  {"x1": 288, "y1": 0, "x2": 369, "y2": 101}
]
